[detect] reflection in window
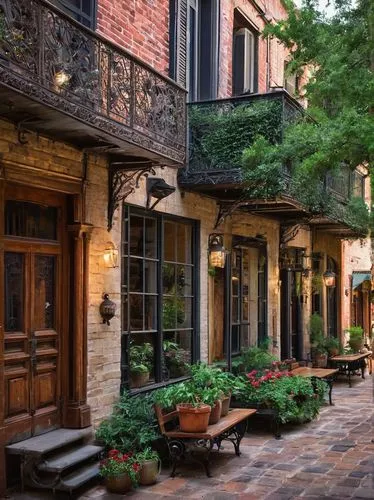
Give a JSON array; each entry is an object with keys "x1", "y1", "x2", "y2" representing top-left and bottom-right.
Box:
[
  {"x1": 5, "y1": 201, "x2": 57, "y2": 240},
  {"x1": 121, "y1": 207, "x2": 197, "y2": 389},
  {"x1": 34, "y1": 255, "x2": 56, "y2": 330}
]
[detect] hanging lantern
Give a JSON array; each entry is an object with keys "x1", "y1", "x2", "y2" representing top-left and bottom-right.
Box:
[
  {"x1": 99, "y1": 293, "x2": 117, "y2": 325},
  {"x1": 323, "y1": 270, "x2": 336, "y2": 288},
  {"x1": 208, "y1": 234, "x2": 226, "y2": 268}
]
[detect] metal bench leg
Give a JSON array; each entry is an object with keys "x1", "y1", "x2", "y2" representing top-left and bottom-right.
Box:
[{"x1": 167, "y1": 439, "x2": 185, "y2": 478}]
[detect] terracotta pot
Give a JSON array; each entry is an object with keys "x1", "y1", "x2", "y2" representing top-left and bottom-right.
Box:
[
  {"x1": 209, "y1": 399, "x2": 222, "y2": 425},
  {"x1": 130, "y1": 370, "x2": 150, "y2": 388},
  {"x1": 314, "y1": 353, "x2": 327, "y2": 368},
  {"x1": 176, "y1": 403, "x2": 211, "y2": 432},
  {"x1": 328, "y1": 348, "x2": 339, "y2": 357},
  {"x1": 105, "y1": 473, "x2": 132, "y2": 494},
  {"x1": 139, "y1": 458, "x2": 161, "y2": 486},
  {"x1": 220, "y1": 394, "x2": 231, "y2": 417},
  {"x1": 348, "y1": 338, "x2": 363, "y2": 353}
]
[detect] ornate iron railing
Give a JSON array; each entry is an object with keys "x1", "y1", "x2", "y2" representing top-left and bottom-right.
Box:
[
  {"x1": 0, "y1": 0, "x2": 186, "y2": 163},
  {"x1": 180, "y1": 90, "x2": 303, "y2": 186}
]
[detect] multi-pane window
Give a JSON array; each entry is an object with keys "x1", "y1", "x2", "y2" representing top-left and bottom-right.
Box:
[
  {"x1": 351, "y1": 171, "x2": 365, "y2": 199},
  {"x1": 52, "y1": 0, "x2": 96, "y2": 29},
  {"x1": 232, "y1": 9, "x2": 258, "y2": 95},
  {"x1": 121, "y1": 206, "x2": 198, "y2": 390}
]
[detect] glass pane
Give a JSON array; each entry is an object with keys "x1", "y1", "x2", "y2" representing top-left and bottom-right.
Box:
[
  {"x1": 180, "y1": 298, "x2": 192, "y2": 328},
  {"x1": 162, "y1": 297, "x2": 176, "y2": 330},
  {"x1": 242, "y1": 294, "x2": 249, "y2": 321},
  {"x1": 163, "y1": 331, "x2": 191, "y2": 380},
  {"x1": 176, "y1": 223, "x2": 192, "y2": 263},
  {"x1": 144, "y1": 296, "x2": 157, "y2": 330},
  {"x1": 129, "y1": 334, "x2": 155, "y2": 388},
  {"x1": 145, "y1": 261, "x2": 157, "y2": 294},
  {"x1": 177, "y1": 265, "x2": 192, "y2": 296},
  {"x1": 240, "y1": 324, "x2": 250, "y2": 350},
  {"x1": 5, "y1": 201, "x2": 57, "y2": 240},
  {"x1": 129, "y1": 295, "x2": 143, "y2": 331},
  {"x1": 163, "y1": 263, "x2": 175, "y2": 294},
  {"x1": 164, "y1": 221, "x2": 176, "y2": 261},
  {"x1": 4, "y1": 252, "x2": 24, "y2": 332},
  {"x1": 129, "y1": 259, "x2": 143, "y2": 292},
  {"x1": 34, "y1": 255, "x2": 55, "y2": 330},
  {"x1": 231, "y1": 325, "x2": 240, "y2": 354},
  {"x1": 232, "y1": 298, "x2": 239, "y2": 323},
  {"x1": 145, "y1": 217, "x2": 157, "y2": 258},
  {"x1": 129, "y1": 216, "x2": 144, "y2": 256}
]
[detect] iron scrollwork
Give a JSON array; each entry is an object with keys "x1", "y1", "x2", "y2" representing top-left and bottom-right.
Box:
[
  {"x1": 107, "y1": 163, "x2": 156, "y2": 231},
  {"x1": 0, "y1": 0, "x2": 186, "y2": 163}
]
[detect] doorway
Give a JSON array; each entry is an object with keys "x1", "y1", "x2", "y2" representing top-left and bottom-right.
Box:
[{"x1": 2, "y1": 185, "x2": 67, "y2": 443}]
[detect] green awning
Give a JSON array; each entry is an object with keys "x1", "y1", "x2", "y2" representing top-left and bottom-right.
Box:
[{"x1": 352, "y1": 272, "x2": 371, "y2": 289}]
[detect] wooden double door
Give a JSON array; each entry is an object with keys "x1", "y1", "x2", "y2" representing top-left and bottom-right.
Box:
[{"x1": 2, "y1": 185, "x2": 67, "y2": 443}]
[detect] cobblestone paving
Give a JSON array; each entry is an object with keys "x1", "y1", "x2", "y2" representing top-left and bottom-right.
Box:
[{"x1": 7, "y1": 373, "x2": 374, "y2": 499}]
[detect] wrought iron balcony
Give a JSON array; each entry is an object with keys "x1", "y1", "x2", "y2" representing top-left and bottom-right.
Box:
[
  {"x1": 0, "y1": 0, "x2": 186, "y2": 165},
  {"x1": 179, "y1": 90, "x2": 309, "y2": 220}
]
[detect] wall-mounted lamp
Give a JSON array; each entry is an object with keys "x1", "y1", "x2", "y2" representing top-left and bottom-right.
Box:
[
  {"x1": 54, "y1": 69, "x2": 70, "y2": 88},
  {"x1": 323, "y1": 270, "x2": 336, "y2": 288},
  {"x1": 208, "y1": 234, "x2": 226, "y2": 268},
  {"x1": 103, "y1": 242, "x2": 119, "y2": 268},
  {"x1": 146, "y1": 177, "x2": 176, "y2": 210},
  {"x1": 99, "y1": 293, "x2": 116, "y2": 325}
]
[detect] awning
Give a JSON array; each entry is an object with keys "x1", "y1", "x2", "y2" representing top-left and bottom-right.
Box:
[{"x1": 352, "y1": 272, "x2": 371, "y2": 289}]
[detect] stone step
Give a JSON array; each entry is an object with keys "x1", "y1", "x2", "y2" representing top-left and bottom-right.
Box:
[
  {"x1": 37, "y1": 444, "x2": 104, "y2": 473},
  {"x1": 57, "y1": 462, "x2": 100, "y2": 493},
  {"x1": 6, "y1": 428, "x2": 93, "y2": 457}
]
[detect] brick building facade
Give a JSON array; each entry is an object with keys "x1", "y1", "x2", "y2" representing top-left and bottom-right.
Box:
[{"x1": 0, "y1": 0, "x2": 370, "y2": 494}]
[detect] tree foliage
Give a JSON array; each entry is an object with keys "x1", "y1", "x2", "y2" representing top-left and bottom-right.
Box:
[{"x1": 259, "y1": 0, "x2": 374, "y2": 172}]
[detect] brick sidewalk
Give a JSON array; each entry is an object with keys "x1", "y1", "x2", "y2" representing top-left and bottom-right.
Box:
[{"x1": 7, "y1": 374, "x2": 374, "y2": 499}]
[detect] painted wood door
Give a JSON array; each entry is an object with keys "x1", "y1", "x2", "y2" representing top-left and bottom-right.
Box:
[{"x1": 3, "y1": 185, "x2": 66, "y2": 443}]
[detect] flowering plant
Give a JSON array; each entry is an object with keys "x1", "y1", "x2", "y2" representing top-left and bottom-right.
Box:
[
  {"x1": 246, "y1": 369, "x2": 293, "y2": 388},
  {"x1": 99, "y1": 449, "x2": 141, "y2": 484}
]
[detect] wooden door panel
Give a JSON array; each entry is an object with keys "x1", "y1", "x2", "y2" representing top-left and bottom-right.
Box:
[{"x1": 4, "y1": 366, "x2": 29, "y2": 418}]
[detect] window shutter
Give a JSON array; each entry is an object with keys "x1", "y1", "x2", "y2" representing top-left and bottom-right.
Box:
[
  {"x1": 233, "y1": 28, "x2": 255, "y2": 95},
  {"x1": 176, "y1": 0, "x2": 188, "y2": 87}
]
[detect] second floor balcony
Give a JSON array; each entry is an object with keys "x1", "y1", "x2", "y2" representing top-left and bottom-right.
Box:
[
  {"x1": 0, "y1": 0, "x2": 186, "y2": 165},
  {"x1": 179, "y1": 90, "x2": 368, "y2": 236}
]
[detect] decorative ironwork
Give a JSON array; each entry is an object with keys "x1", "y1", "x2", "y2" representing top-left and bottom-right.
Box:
[
  {"x1": 107, "y1": 162, "x2": 156, "y2": 231},
  {"x1": 280, "y1": 224, "x2": 302, "y2": 247},
  {"x1": 34, "y1": 255, "x2": 55, "y2": 329},
  {"x1": 215, "y1": 198, "x2": 248, "y2": 229},
  {"x1": 5, "y1": 252, "x2": 24, "y2": 332},
  {"x1": 0, "y1": 0, "x2": 186, "y2": 164}
]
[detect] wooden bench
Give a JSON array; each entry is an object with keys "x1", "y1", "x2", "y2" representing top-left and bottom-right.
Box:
[
  {"x1": 154, "y1": 405, "x2": 256, "y2": 477},
  {"x1": 291, "y1": 366, "x2": 339, "y2": 405}
]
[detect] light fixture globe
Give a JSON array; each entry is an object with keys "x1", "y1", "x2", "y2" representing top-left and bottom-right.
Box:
[
  {"x1": 323, "y1": 270, "x2": 336, "y2": 288},
  {"x1": 208, "y1": 234, "x2": 226, "y2": 269}
]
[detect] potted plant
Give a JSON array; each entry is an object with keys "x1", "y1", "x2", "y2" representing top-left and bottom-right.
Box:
[
  {"x1": 309, "y1": 313, "x2": 327, "y2": 367},
  {"x1": 129, "y1": 342, "x2": 153, "y2": 388},
  {"x1": 323, "y1": 336, "x2": 341, "y2": 357},
  {"x1": 99, "y1": 449, "x2": 141, "y2": 494},
  {"x1": 347, "y1": 326, "x2": 364, "y2": 353},
  {"x1": 136, "y1": 447, "x2": 161, "y2": 485},
  {"x1": 163, "y1": 340, "x2": 189, "y2": 378}
]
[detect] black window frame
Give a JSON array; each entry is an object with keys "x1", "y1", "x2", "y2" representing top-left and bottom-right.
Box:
[
  {"x1": 52, "y1": 0, "x2": 97, "y2": 29},
  {"x1": 120, "y1": 205, "x2": 200, "y2": 393}
]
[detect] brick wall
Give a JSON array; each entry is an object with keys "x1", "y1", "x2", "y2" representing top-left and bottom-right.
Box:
[{"x1": 96, "y1": 0, "x2": 170, "y2": 76}]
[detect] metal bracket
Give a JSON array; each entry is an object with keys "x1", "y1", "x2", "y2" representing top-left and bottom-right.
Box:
[
  {"x1": 280, "y1": 223, "x2": 301, "y2": 247},
  {"x1": 214, "y1": 198, "x2": 246, "y2": 229},
  {"x1": 107, "y1": 161, "x2": 156, "y2": 231}
]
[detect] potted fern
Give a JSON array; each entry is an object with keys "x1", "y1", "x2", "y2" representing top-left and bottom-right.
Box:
[{"x1": 346, "y1": 326, "x2": 364, "y2": 353}]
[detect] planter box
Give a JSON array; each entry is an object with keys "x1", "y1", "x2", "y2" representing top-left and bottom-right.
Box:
[{"x1": 230, "y1": 398, "x2": 281, "y2": 439}]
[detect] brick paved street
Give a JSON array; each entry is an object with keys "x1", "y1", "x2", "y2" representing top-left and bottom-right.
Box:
[{"x1": 7, "y1": 373, "x2": 374, "y2": 499}]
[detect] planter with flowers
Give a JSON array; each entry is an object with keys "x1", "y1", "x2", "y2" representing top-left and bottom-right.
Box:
[{"x1": 99, "y1": 449, "x2": 141, "y2": 494}]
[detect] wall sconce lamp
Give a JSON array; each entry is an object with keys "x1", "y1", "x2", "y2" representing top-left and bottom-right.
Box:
[
  {"x1": 146, "y1": 177, "x2": 176, "y2": 210},
  {"x1": 54, "y1": 69, "x2": 70, "y2": 88},
  {"x1": 99, "y1": 293, "x2": 116, "y2": 325},
  {"x1": 208, "y1": 234, "x2": 226, "y2": 268},
  {"x1": 103, "y1": 242, "x2": 119, "y2": 268},
  {"x1": 323, "y1": 270, "x2": 336, "y2": 288}
]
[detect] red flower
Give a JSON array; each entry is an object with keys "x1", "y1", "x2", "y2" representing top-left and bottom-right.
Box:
[
  {"x1": 108, "y1": 449, "x2": 120, "y2": 458},
  {"x1": 132, "y1": 462, "x2": 141, "y2": 472}
]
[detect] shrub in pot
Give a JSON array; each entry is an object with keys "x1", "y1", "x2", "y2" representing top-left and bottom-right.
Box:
[
  {"x1": 129, "y1": 342, "x2": 153, "y2": 388},
  {"x1": 346, "y1": 326, "x2": 364, "y2": 353},
  {"x1": 136, "y1": 448, "x2": 161, "y2": 486},
  {"x1": 323, "y1": 336, "x2": 341, "y2": 357}
]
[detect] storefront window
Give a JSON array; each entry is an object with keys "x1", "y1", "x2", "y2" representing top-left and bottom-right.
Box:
[{"x1": 121, "y1": 206, "x2": 198, "y2": 390}]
